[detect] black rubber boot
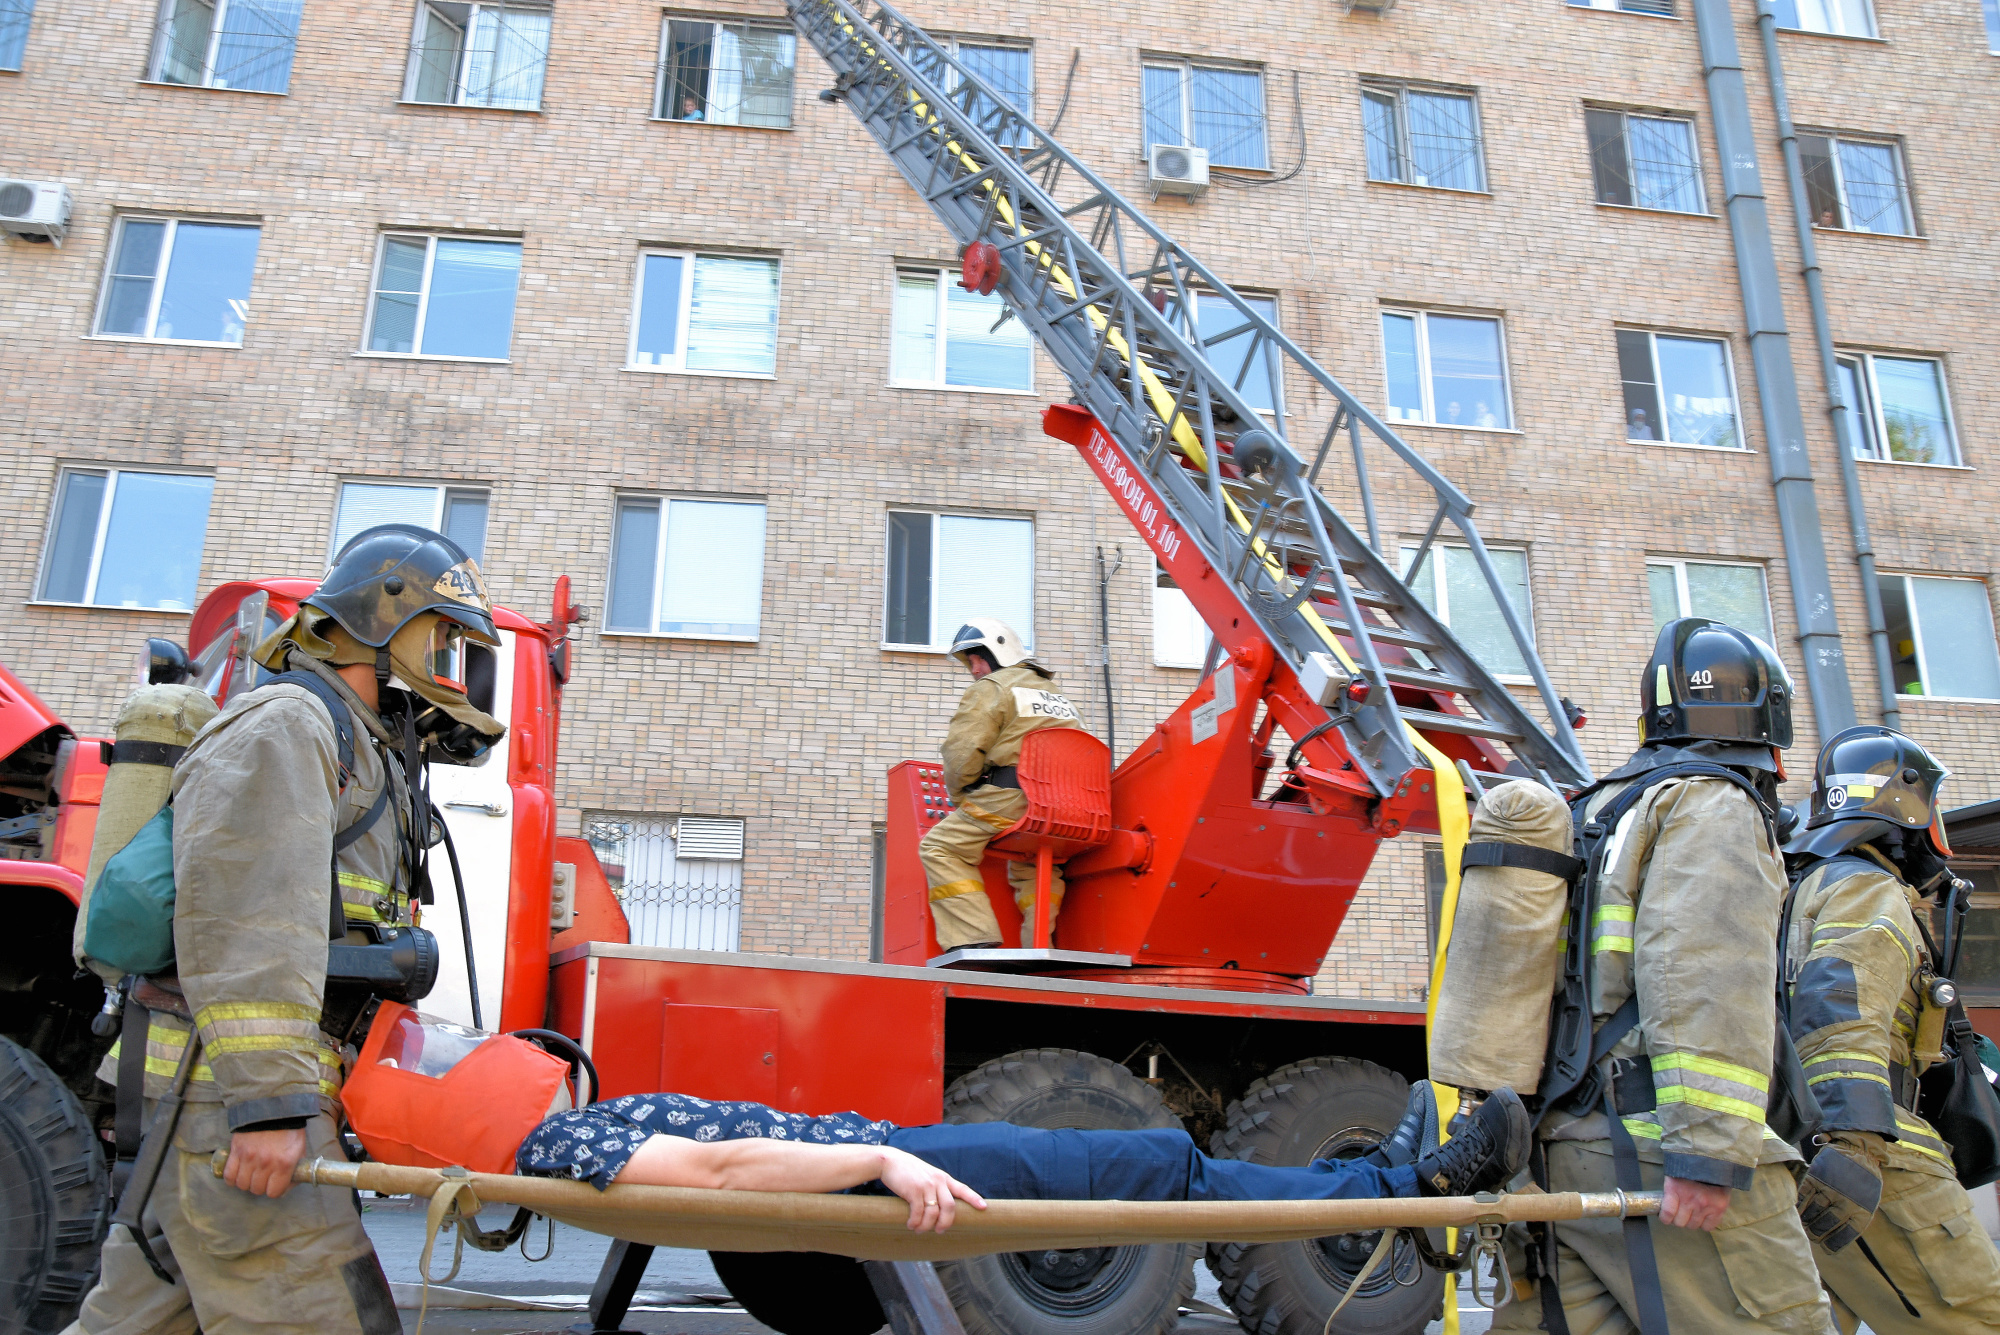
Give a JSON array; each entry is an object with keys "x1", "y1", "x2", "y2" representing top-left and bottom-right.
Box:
[{"x1": 1411, "y1": 1086, "x2": 1530, "y2": 1197}]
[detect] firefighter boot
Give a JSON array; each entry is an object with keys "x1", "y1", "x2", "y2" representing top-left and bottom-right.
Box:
[{"x1": 1411, "y1": 1087, "x2": 1530, "y2": 1197}]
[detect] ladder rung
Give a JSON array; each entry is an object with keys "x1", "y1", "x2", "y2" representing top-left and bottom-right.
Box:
[
  {"x1": 1381, "y1": 664, "x2": 1479, "y2": 695},
  {"x1": 1314, "y1": 618, "x2": 1437, "y2": 652},
  {"x1": 1396, "y1": 706, "x2": 1523, "y2": 743}
]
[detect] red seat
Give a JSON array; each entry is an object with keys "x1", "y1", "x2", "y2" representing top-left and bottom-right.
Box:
[{"x1": 987, "y1": 728, "x2": 1113, "y2": 948}]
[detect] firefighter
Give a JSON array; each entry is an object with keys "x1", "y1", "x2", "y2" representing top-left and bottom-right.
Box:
[
  {"x1": 1491, "y1": 618, "x2": 1833, "y2": 1334},
  {"x1": 1785, "y1": 727, "x2": 2000, "y2": 1332},
  {"x1": 67, "y1": 525, "x2": 505, "y2": 1335},
  {"x1": 919, "y1": 618, "x2": 1082, "y2": 951}
]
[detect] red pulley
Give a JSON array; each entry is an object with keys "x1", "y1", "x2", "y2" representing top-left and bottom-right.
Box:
[{"x1": 959, "y1": 240, "x2": 1001, "y2": 295}]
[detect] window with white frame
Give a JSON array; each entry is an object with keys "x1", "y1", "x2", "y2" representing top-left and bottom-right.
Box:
[
  {"x1": 1152, "y1": 558, "x2": 1210, "y2": 668},
  {"x1": 605, "y1": 496, "x2": 766, "y2": 639},
  {"x1": 1401, "y1": 544, "x2": 1533, "y2": 678},
  {"x1": 1647, "y1": 558, "x2": 1773, "y2": 644},
  {"x1": 1985, "y1": 0, "x2": 1999, "y2": 52},
  {"x1": 331, "y1": 481, "x2": 489, "y2": 560},
  {"x1": 404, "y1": 0, "x2": 549, "y2": 110},
  {"x1": 1381, "y1": 309, "x2": 1512, "y2": 429},
  {"x1": 148, "y1": 0, "x2": 303, "y2": 93},
  {"x1": 658, "y1": 17, "x2": 794, "y2": 127},
  {"x1": 947, "y1": 39, "x2": 1033, "y2": 146},
  {"x1": 1800, "y1": 132, "x2": 1913, "y2": 235},
  {"x1": 1616, "y1": 329, "x2": 1739, "y2": 448},
  {"x1": 1586, "y1": 107, "x2": 1706, "y2": 213},
  {"x1": 585, "y1": 813, "x2": 744, "y2": 951},
  {"x1": 94, "y1": 217, "x2": 260, "y2": 346},
  {"x1": 628, "y1": 251, "x2": 779, "y2": 376},
  {"x1": 1878, "y1": 574, "x2": 2000, "y2": 701},
  {"x1": 1161, "y1": 291, "x2": 1282, "y2": 415},
  {"x1": 892, "y1": 269, "x2": 1034, "y2": 392},
  {"x1": 1836, "y1": 352, "x2": 1959, "y2": 466},
  {"x1": 365, "y1": 233, "x2": 522, "y2": 361},
  {"x1": 1570, "y1": 0, "x2": 1674, "y2": 14},
  {"x1": 1142, "y1": 58, "x2": 1267, "y2": 169},
  {"x1": 884, "y1": 511, "x2": 1034, "y2": 652},
  {"x1": 1362, "y1": 80, "x2": 1486, "y2": 192},
  {"x1": 37, "y1": 468, "x2": 215, "y2": 612},
  {"x1": 0, "y1": 0, "x2": 34, "y2": 70},
  {"x1": 1771, "y1": 0, "x2": 1876, "y2": 37}
]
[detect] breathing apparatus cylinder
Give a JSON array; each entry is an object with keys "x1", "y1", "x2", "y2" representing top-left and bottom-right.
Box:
[
  {"x1": 73, "y1": 684, "x2": 219, "y2": 984},
  {"x1": 1428, "y1": 779, "x2": 1573, "y2": 1095}
]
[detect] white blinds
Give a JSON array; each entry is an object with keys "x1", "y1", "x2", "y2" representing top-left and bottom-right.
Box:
[
  {"x1": 333, "y1": 483, "x2": 438, "y2": 555},
  {"x1": 936, "y1": 515, "x2": 1033, "y2": 650},
  {"x1": 658, "y1": 500, "x2": 766, "y2": 637}
]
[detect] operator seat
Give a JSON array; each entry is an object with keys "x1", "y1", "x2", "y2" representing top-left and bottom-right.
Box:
[{"x1": 987, "y1": 727, "x2": 1113, "y2": 949}]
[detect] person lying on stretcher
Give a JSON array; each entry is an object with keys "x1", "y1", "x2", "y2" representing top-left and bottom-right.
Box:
[{"x1": 515, "y1": 1084, "x2": 1531, "y2": 1233}]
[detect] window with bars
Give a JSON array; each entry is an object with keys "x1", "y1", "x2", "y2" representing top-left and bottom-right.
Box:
[
  {"x1": 1587, "y1": 107, "x2": 1706, "y2": 213},
  {"x1": 94, "y1": 217, "x2": 261, "y2": 346},
  {"x1": 606, "y1": 496, "x2": 767, "y2": 639},
  {"x1": 658, "y1": 17, "x2": 795, "y2": 127},
  {"x1": 1616, "y1": 329, "x2": 1740, "y2": 449},
  {"x1": 892, "y1": 268, "x2": 1035, "y2": 391},
  {"x1": 1800, "y1": 133, "x2": 1913, "y2": 235},
  {"x1": 37, "y1": 468, "x2": 215, "y2": 612},
  {"x1": 629, "y1": 251, "x2": 780, "y2": 376},
  {"x1": 1362, "y1": 81, "x2": 1486, "y2": 192},
  {"x1": 1570, "y1": 0, "x2": 1674, "y2": 13},
  {"x1": 331, "y1": 482, "x2": 488, "y2": 561},
  {"x1": 946, "y1": 39, "x2": 1032, "y2": 147},
  {"x1": 0, "y1": 0, "x2": 33, "y2": 69},
  {"x1": 1771, "y1": 0, "x2": 1876, "y2": 37},
  {"x1": 884, "y1": 511, "x2": 1034, "y2": 652},
  {"x1": 149, "y1": 0, "x2": 302, "y2": 93},
  {"x1": 1836, "y1": 352, "x2": 1959, "y2": 466},
  {"x1": 1160, "y1": 291, "x2": 1282, "y2": 415},
  {"x1": 1142, "y1": 59, "x2": 1267, "y2": 170},
  {"x1": 364, "y1": 233, "x2": 522, "y2": 360},
  {"x1": 1647, "y1": 558, "x2": 1773, "y2": 644},
  {"x1": 584, "y1": 814, "x2": 745, "y2": 951},
  {"x1": 404, "y1": 0, "x2": 549, "y2": 110},
  {"x1": 1381, "y1": 308, "x2": 1513, "y2": 429},
  {"x1": 1401, "y1": 544, "x2": 1533, "y2": 678},
  {"x1": 1878, "y1": 574, "x2": 2000, "y2": 700}
]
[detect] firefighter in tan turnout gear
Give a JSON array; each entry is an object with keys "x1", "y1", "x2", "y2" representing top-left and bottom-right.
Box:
[
  {"x1": 68, "y1": 525, "x2": 506, "y2": 1335},
  {"x1": 1490, "y1": 619, "x2": 1834, "y2": 1334},
  {"x1": 920, "y1": 619, "x2": 1082, "y2": 951},
  {"x1": 1784, "y1": 726, "x2": 2000, "y2": 1333}
]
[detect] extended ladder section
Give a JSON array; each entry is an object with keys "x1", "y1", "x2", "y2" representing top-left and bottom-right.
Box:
[{"x1": 792, "y1": 0, "x2": 1593, "y2": 795}]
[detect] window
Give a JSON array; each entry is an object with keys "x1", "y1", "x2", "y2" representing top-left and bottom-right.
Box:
[
  {"x1": 949, "y1": 40, "x2": 1033, "y2": 146},
  {"x1": 37, "y1": 468, "x2": 215, "y2": 611},
  {"x1": 1362, "y1": 81, "x2": 1486, "y2": 192},
  {"x1": 94, "y1": 217, "x2": 260, "y2": 346},
  {"x1": 1142, "y1": 59, "x2": 1267, "y2": 170},
  {"x1": 365, "y1": 234, "x2": 522, "y2": 361},
  {"x1": 1836, "y1": 352, "x2": 1958, "y2": 465},
  {"x1": 628, "y1": 251, "x2": 779, "y2": 376},
  {"x1": 404, "y1": 1, "x2": 549, "y2": 110},
  {"x1": 1800, "y1": 133, "x2": 1912, "y2": 235},
  {"x1": 1401, "y1": 544, "x2": 1532, "y2": 678},
  {"x1": 1153, "y1": 558, "x2": 1210, "y2": 668},
  {"x1": 892, "y1": 269, "x2": 1034, "y2": 391},
  {"x1": 1878, "y1": 575, "x2": 2000, "y2": 700},
  {"x1": 1381, "y1": 309, "x2": 1512, "y2": 428},
  {"x1": 658, "y1": 17, "x2": 795, "y2": 127},
  {"x1": 605, "y1": 497, "x2": 766, "y2": 639},
  {"x1": 331, "y1": 482, "x2": 488, "y2": 560},
  {"x1": 1161, "y1": 291, "x2": 1282, "y2": 415},
  {"x1": 1616, "y1": 330, "x2": 1739, "y2": 448},
  {"x1": 1587, "y1": 108, "x2": 1706, "y2": 213},
  {"x1": 585, "y1": 814, "x2": 743, "y2": 951},
  {"x1": 1771, "y1": 0, "x2": 1876, "y2": 37},
  {"x1": 884, "y1": 511, "x2": 1033, "y2": 652},
  {"x1": 1570, "y1": 0, "x2": 1674, "y2": 13},
  {"x1": 1986, "y1": 0, "x2": 2000, "y2": 52},
  {"x1": 1, "y1": 0, "x2": 37, "y2": 70},
  {"x1": 1647, "y1": 558, "x2": 1772, "y2": 644},
  {"x1": 148, "y1": 0, "x2": 302, "y2": 93}
]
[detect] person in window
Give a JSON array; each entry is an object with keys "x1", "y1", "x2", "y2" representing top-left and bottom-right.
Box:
[
  {"x1": 1475, "y1": 402, "x2": 1501, "y2": 429},
  {"x1": 678, "y1": 92, "x2": 705, "y2": 121},
  {"x1": 1444, "y1": 399, "x2": 1466, "y2": 425},
  {"x1": 1628, "y1": 407, "x2": 1658, "y2": 440}
]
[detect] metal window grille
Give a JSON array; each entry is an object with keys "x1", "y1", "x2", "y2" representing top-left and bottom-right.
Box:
[
  {"x1": 151, "y1": 0, "x2": 302, "y2": 93},
  {"x1": 1587, "y1": 108, "x2": 1704, "y2": 213},
  {"x1": 407, "y1": 1, "x2": 550, "y2": 110},
  {"x1": 1799, "y1": 134, "x2": 1911, "y2": 236},
  {"x1": 659, "y1": 19, "x2": 796, "y2": 127},
  {"x1": 1362, "y1": 82, "x2": 1484, "y2": 191},
  {"x1": 1143, "y1": 61, "x2": 1267, "y2": 170},
  {"x1": 949, "y1": 42, "x2": 1031, "y2": 148},
  {"x1": 585, "y1": 815, "x2": 744, "y2": 950}
]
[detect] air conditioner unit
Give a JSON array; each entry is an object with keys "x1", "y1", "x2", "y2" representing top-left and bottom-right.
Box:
[
  {"x1": 1336, "y1": 0, "x2": 1398, "y2": 13},
  {"x1": 0, "y1": 180, "x2": 71, "y2": 245},
  {"x1": 1148, "y1": 143, "x2": 1209, "y2": 198}
]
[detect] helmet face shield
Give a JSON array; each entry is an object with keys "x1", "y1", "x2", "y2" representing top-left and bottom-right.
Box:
[{"x1": 426, "y1": 620, "x2": 468, "y2": 695}]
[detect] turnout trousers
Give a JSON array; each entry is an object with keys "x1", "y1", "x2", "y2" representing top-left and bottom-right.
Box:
[
  {"x1": 64, "y1": 1103, "x2": 398, "y2": 1335},
  {"x1": 1814, "y1": 1165, "x2": 2000, "y2": 1334},
  {"x1": 1488, "y1": 1141, "x2": 1833, "y2": 1335},
  {"x1": 918, "y1": 785, "x2": 1065, "y2": 951}
]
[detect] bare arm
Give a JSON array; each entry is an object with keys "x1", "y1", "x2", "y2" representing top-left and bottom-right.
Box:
[{"x1": 621, "y1": 1135, "x2": 987, "y2": 1233}]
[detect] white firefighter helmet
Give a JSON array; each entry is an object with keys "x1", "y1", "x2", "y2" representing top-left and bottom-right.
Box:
[{"x1": 949, "y1": 618, "x2": 1033, "y2": 670}]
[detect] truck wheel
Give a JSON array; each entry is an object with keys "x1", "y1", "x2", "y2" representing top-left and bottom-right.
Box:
[
  {"x1": 936, "y1": 1048, "x2": 1196, "y2": 1335},
  {"x1": 1205, "y1": 1057, "x2": 1444, "y2": 1335},
  {"x1": 0, "y1": 1036, "x2": 108, "y2": 1335}
]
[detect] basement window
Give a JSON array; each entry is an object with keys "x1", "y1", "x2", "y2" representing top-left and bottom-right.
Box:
[
  {"x1": 1587, "y1": 107, "x2": 1706, "y2": 214},
  {"x1": 36, "y1": 468, "x2": 215, "y2": 612},
  {"x1": 403, "y1": 0, "x2": 550, "y2": 110},
  {"x1": 1800, "y1": 133, "x2": 1913, "y2": 236},
  {"x1": 148, "y1": 0, "x2": 303, "y2": 93},
  {"x1": 585, "y1": 813, "x2": 744, "y2": 951},
  {"x1": 884, "y1": 510, "x2": 1034, "y2": 653},
  {"x1": 1647, "y1": 558, "x2": 1772, "y2": 645},
  {"x1": 605, "y1": 496, "x2": 767, "y2": 641},
  {"x1": 331, "y1": 481, "x2": 489, "y2": 561},
  {"x1": 0, "y1": 0, "x2": 33, "y2": 70},
  {"x1": 657, "y1": 16, "x2": 795, "y2": 127},
  {"x1": 1878, "y1": 574, "x2": 2000, "y2": 701}
]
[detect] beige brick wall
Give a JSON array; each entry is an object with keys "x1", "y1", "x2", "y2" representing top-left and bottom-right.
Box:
[{"x1": 1, "y1": 0, "x2": 1993, "y2": 1000}]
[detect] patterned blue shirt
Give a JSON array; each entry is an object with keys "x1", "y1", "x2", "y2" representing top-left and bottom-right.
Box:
[{"x1": 517, "y1": 1093, "x2": 898, "y2": 1190}]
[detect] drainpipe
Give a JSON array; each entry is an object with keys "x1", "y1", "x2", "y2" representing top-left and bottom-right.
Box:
[
  {"x1": 1689, "y1": 0, "x2": 1856, "y2": 736},
  {"x1": 1752, "y1": 0, "x2": 1901, "y2": 729}
]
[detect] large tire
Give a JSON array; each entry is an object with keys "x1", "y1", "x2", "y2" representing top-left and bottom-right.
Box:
[
  {"x1": 0, "y1": 1036, "x2": 108, "y2": 1335},
  {"x1": 1205, "y1": 1057, "x2": 1443, "y2": 1335},
  {"x1": 936, "y1": 1048, "x2": 1197, "y2": 1335}
]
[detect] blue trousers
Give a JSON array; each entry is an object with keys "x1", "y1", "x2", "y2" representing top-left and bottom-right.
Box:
[{"x1": 884, "y1": 1123, "x2": 1418, "y2": 1202}]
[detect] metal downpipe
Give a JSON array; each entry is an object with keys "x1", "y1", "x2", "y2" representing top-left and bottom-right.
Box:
[
  {"x1": 1752, "y1": 0, "x2": 1901, "y2": 728},
  {"x1": 1689, "y1": 0, "x2": 1856, "y2": 736}
]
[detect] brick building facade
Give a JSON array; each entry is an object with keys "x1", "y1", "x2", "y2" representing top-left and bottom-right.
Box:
[{"x1": 2, "y1": 0, "x2": 1995, "y2": 1003}]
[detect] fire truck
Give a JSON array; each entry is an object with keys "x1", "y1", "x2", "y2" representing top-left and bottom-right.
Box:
[{"x1": 0, "y1": 3, "x2": 1597, "y2": 1334}]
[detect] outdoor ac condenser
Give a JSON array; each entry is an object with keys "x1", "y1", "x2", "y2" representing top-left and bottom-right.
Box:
[
  {"x1": 0, "y1": 180, "x2": 72, "y2": 245},
  {"x1": 1147, "y1": 144, "x2": 1209, "y2": 198}
]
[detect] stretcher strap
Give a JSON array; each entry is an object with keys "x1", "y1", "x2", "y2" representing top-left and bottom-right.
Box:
[{"x1": 1603, "y1": 1085, "x2": 1671, "y2": 1335}]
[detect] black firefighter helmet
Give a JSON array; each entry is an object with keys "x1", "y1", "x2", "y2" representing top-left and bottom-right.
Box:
[
  {"x1": 1798, "y1": 725, "x2": 1952, "y2": 858},
  {"x1": 311, "y1": 524, "x2": 499, "y2": 649},
  {"x1": 1640, "y1": 617, "x2": 1795, "y2": 750}
]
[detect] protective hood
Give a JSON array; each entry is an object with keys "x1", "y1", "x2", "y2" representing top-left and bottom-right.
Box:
[
  {"x1": 1602, "y1": 738, "x2": 1784, "y2": 781},
  {"x1": 256, "y1": 609, "x2": 505, "y2": 757},
  {"x1": 1784, "y1": 816, "x2": 1899, "y2": 862}
]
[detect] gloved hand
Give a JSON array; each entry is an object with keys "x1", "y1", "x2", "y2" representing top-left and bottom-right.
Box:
[{"x1": 1796, "y1": 1136, "x2": 1883, "y2": 1252}]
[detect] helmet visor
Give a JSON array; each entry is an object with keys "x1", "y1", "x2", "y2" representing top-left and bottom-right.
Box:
[{"x1": 426, "y1": 621, "x2": 469, "y2": 695}]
